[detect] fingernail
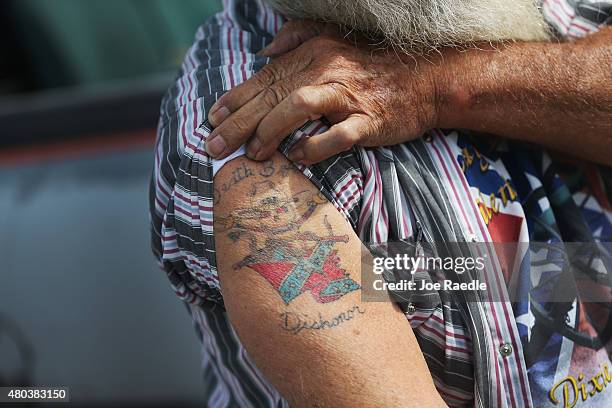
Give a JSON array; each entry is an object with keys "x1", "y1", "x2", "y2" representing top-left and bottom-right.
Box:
[
  {"x1": 247, "y1": 138, "x2": 261, "y2": 159},
  {"x1": 288, "y1": 148, "x2": 304, "y2": 162},
  {"x1": 206, "y1": 135, "x2": 227, "y2": 157},
  {"x1": 209, "y1": 106, "x2": 230, "y2": 127}
]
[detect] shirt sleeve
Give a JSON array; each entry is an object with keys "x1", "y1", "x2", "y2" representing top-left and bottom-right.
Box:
[
  {"x1": 541, "y1": 0, "x2": 612, "y2": 39},
  {"x1": 149, "y1": 11, "x2": 274, "y2": 305}
]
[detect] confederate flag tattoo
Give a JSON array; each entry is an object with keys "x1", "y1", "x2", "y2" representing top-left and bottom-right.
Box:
[{"x1": 215, "y1": 180, "x2": 360, "y2": 304}]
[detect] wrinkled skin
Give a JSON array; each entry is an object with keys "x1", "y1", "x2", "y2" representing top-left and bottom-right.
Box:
[{"x1": 205, "y1": 20, "x2": 440, "y2": 164}]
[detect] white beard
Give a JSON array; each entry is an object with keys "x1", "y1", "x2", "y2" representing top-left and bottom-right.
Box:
[{"x1": 264, "y1": 0, "x2": 551, "y2": 51}]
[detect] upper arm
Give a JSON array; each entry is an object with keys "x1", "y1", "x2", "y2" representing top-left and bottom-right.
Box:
[{"x1": 213, "y1": 152, "x2": 445, "y2": 407}]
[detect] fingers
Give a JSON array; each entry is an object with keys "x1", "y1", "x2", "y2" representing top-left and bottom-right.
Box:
[
  {"x1": 208, "y1": 62, "x2": 281, "y2": 127},
  {"x1": 206, "y1": 83, "x2": 295, "y2": 158},
  {"x1": 208, "y1": 45, "x2": 312, "y2": 126},
  {"x1": 288, "y1": 115, "x2": 369, "y2": 165},
  {"x1": 205, "y1": 21, "x2": 348, "y2": 160},
  {"x1": 209, "y1": 21, "x2": 339, "y2": 128},
  {"x1": 247, "y1": 85, "x2": 347, "y2": 160},
  {"x1": 260, "y1": 20, "x2": 330, "y2": 57}
]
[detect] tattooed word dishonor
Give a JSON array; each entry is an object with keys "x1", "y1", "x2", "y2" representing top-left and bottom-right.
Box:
[{"x1": 279, "y1": 306, "x2": 366, "y2": 334}]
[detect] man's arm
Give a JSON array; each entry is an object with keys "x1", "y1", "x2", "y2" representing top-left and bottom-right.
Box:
[
  {"x1": 213, "y1": 152, "x2": 445, "y2": 407},
  {"x1": 205, "y1": 23, "x2": 611, "y2": 165},
  {"x1": 438, "y1": 27, "x2": 612, "y2": 165}
]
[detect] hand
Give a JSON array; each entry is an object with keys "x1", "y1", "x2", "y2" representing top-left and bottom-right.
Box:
[{"x1": 205, "y1": 20, "x2": 443, "y2": 164}]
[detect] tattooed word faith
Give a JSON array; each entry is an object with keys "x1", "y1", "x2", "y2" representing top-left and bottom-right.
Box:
[{"x1": 214, "y1": 160, "x2": 298, "y2": 203}]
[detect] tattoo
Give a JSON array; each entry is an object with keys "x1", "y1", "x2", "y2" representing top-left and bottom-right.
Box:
[
  {"x1": 279, "y1": 306, "x2": 366, "y2": 334},
  {"x1": 214, "y1": 159, "x2": 300, "y2": 204},
  {"x1": 259, "y1": 160, "x2": 275, "y2": 177},
  {"x1": 279, "y1": 162, "x2": 297, "y2": 177},
  {"x1": 216, "y1": 179, "x2": 360, "y2": 305}
]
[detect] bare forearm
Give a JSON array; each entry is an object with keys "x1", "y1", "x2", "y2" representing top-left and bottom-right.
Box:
[{"x1": 437, "y1": 27, "x2": 612, "y2": 165}]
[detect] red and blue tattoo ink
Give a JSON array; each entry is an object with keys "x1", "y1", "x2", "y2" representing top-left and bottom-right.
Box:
[{"x1": 216, "y1": 180, "x2": 360, "y2": 305}]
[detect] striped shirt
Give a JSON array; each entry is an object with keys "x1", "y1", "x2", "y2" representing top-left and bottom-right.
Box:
[{"x1": 150, "y1": 1, "x2": 612, "y2": 406}]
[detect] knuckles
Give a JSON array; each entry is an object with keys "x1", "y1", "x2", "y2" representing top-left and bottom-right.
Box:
[
  {"x1": 289, "y1": 89, "x2": 312, "y2": 110},
  {"x1": 223, "y1": 27, "x2": 419, "y2": 156},
  {"x1": 253, "y1": 64, "x2": 280, "y2": 89},
  {"x1": 261, "y1": 87, "x2": 283, "y2": 109},
  {"x1": 228, "y1": 115, "x2": 252, "y2": 138},
  {"x1": 335, "y1": 122, "x2": 361, "y2": 148},
  {"x1": 261, "y1": 82, "x2": 292, "y2": 109}
]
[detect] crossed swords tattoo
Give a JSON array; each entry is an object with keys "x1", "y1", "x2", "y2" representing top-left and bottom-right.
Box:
[{"x1": 216, "y1": 181, "x2": 360, "y2": 304}]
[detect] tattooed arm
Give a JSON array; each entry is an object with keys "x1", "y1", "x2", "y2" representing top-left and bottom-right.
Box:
[{"x1": 213, "y1": 153, "x2": 445, "y2": 407}]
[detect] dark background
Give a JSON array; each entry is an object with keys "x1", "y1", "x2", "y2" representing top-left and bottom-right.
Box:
[{"x1": 0, "y1": 1, "x2": 222, "y2": 406}]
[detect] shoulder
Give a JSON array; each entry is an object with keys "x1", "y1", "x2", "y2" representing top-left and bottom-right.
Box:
[
  {"x1": 151, "y1": 0, "x2": 283, "y2": 249},
  {"x1": 160, "y1": 1, "x2": 281, "y2": 123}
]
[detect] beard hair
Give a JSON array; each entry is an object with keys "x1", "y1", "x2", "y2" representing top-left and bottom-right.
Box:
[{"x1": 263, "y1": 0, "x2": 551, "y2": 52}]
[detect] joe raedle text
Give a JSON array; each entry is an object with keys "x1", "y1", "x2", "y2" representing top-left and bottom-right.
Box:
[
  {"x1": 370, "y1": 254, "x2": 488, "y2": 292},
  {"x1": 373, "y1": 278, "x2": 487, "y2": 292}
]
